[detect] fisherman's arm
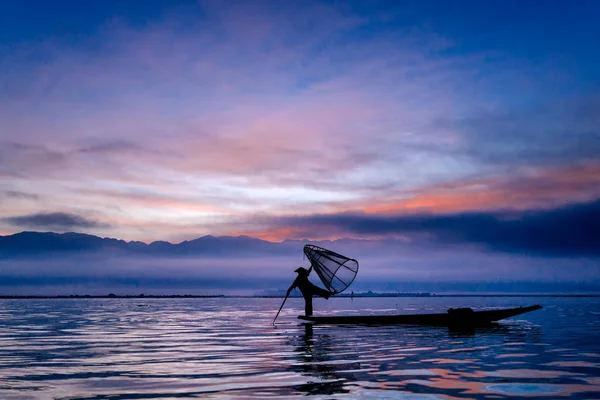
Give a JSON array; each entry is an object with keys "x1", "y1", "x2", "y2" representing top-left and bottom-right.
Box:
[{"x1": 286, "y1": 277, "x2": 299, "y2": 296}]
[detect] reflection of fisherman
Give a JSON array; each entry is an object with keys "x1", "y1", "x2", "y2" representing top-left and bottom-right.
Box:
[{"x1": 286, "y1": 266, "x2": 331, "y2": 316}]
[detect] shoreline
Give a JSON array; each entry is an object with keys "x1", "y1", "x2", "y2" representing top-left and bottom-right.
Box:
[{"x1": 1, "y1": 294, "x2": 600, "y2": 299}]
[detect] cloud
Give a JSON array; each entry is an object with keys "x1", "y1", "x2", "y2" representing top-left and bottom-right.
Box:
[
  {"x1": 443, "y1": 93, "x2": 600, "y2": 169},
  {"x1": 75, "y1": 140, "x2": 140, "y2": 154},
  {"x1": 0, "y1": 142, "x2": 67, "y2": 178},
  {"x1": 1, "y1": 190, "x2": 39, "y2": 200},
  {"x1": 0, "y1": 139, "x2": 152, "y2": 180},
  {"x1": 356, "y1": 161, "x2": 600, "y2": 215},
  {"x1": 252, "y1": 199, "x2": 600, "y2": 257},
  {"x1": 4, "y1": 212, "x2": 109, "y2": 230}
]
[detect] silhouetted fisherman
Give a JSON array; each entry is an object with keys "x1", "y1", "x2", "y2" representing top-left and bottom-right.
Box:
[{"x1": 286, "y1": 266, "x2": 330, "y2": 316}]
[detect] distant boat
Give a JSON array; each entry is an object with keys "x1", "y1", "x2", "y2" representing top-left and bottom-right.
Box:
[{"x1": 298, "y1": 304, "x2": 542, "y2": 327}]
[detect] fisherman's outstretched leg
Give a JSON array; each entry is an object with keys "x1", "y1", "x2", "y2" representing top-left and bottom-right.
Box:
[{"x1": 312, "y1": 285, "x2": 331, "y2": 299}]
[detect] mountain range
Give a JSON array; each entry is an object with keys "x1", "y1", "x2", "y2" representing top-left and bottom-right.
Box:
[{"x1": 0, "y1": 231, "x2": 383, "y2": 258}]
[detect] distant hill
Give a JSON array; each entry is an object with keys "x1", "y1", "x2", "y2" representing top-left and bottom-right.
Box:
[
  {"x1": 0, "y1": 231, "x2": 133, "y2": 255},
  {"x1": 0, "y1": 231, "x2": 387, "y2": 258},
  {"x1": 0, "y1": 231, "x2": 284, "y2": 257}
]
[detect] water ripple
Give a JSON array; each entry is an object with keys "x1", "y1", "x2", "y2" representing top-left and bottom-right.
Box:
[{"x1": 1, "y1": 297, "x2": 599, "y2": 399}]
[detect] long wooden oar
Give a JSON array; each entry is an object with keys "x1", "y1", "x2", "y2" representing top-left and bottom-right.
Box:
[{"x1": 272, "y1": 293, "x2": 290, "y2": 325}]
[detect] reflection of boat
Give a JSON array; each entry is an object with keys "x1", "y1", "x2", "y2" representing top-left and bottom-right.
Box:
[{"x1": 298, "y1": 304, "x2": 542, "y2": 327}]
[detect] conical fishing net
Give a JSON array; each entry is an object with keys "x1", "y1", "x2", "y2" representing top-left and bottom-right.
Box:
[{"x1": 303, "y1": 244, "x2": 359, "y2": 295}]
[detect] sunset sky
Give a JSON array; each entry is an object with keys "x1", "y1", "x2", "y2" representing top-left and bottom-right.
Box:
[
  {"x1": 1, "y1": 0, "x2": 599, "y2": 243},
  {"x1": 0, "y1": 1, "x2": 599, "y2": 294}
]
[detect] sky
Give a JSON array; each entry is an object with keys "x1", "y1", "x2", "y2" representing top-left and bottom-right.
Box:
[{"x1": 0, "y1": 1, "x2": 599, "y2": 294}]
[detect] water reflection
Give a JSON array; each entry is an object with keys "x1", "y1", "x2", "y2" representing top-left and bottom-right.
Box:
[
  {"x1": 290, "y1": 323, "x2": 354, "y2": 395},
  {"x1": 286, "y1": 319, "x2": 593, "y2": 399},
  {"x1": 0, "y1": 298, "x2": 599, "y2": 399}
]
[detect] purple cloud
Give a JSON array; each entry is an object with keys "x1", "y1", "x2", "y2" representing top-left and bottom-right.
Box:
[
  {"x1": 4, "y1": 212, "x2": 109, "y2": 230},
  {"x1": 1, "y1": 190, "x2": 39, "y2": 200}
]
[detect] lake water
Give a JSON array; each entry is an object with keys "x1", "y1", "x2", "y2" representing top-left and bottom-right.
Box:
[{"x1": 1, "y1": 296, "x2": 599, "y2": 399}]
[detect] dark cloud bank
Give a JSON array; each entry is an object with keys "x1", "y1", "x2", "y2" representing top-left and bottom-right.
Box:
[
  {"x1": 276, "y1": 198, "x2": 600, "y2": 257},
  {"x1": 3, "y1": 212, "x2": 108, "y2": 230}
]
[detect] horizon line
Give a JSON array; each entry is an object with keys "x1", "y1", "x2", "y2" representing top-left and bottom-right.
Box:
[{"x1": 3, "y1": 293, "x2": 600, "y2": 299}]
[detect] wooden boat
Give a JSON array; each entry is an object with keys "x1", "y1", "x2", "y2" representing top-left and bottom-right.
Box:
[{"x1": 298, "y1": 304, "x2": 542, "y2": 327}]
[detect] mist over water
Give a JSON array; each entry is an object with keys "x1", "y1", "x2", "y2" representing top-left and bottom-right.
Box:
[
  {"x1": 1, "y1": 297, "x2": 599, "y2": 399},
  {"x1": 2, "y1": 234, "x2": 599, "y2": 295}
]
